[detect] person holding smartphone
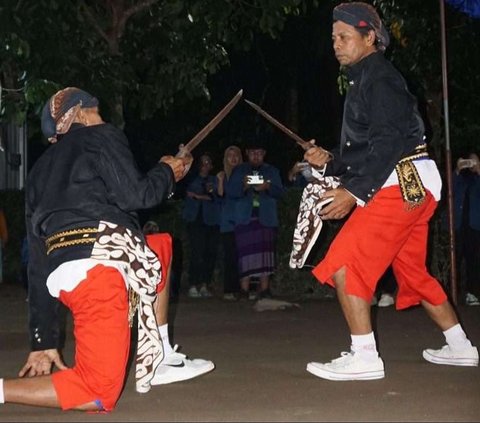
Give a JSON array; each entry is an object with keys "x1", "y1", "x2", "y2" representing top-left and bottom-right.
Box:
[
  {"x1": 453, "y1": 152, "x2": 480, "y2": 306},
  {"x1": 287, "y1": 161, "x2": 315, "y2": 188},
  {"x1": 226, "y1": 139, "x2": 285, "y2": 300}
]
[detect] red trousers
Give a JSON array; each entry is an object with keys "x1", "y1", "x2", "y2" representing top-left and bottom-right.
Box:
[
  {"x1": 312, "y1": 186, "x2": 447, "y2": 309},
  {"x1": 52, "y1": 232, "x2": 173, "y2": 410}
]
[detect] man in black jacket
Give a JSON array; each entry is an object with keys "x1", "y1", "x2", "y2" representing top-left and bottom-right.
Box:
[
  {"x1": 303, "y1": 2, "x2": 478, "y2": 381},
  {"x1": 0, "y1": 87, "x2": 213, "y2": 411}
]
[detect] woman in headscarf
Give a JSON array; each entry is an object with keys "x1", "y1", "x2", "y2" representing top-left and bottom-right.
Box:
[{"x1": 217, "y1": 145, "x2": 243, "y2": 300}]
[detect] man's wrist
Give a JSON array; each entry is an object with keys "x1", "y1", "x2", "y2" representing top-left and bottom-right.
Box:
[{"x1": 344, "y1": 188, "x2": 365, "y2": 207}]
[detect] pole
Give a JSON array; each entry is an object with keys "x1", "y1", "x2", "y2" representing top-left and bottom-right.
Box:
[{"x1": 439, "y1": 0, "x2": 457, "y2": 304}]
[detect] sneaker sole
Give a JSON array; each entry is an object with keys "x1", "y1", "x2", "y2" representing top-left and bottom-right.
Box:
[
  {"x1": 422, "y1": 351, "x2": 479, "y2": 367},
  {"x1": 151, "y1": 362, "x2": 215, "y2": 385},
  {"x1": 306, "y1": 362, "x2": 385, "y2": 381}
]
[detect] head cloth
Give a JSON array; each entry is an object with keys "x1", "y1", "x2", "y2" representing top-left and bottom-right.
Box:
[
  {"x1": 333, "y1": 2, "x2": 390, "y2": 52},
  {"x1": 41, "y1": 87, "x2": 98, "y2": 143}
]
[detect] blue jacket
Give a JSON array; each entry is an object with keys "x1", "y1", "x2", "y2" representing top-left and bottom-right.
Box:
[
  {"x1": 182, "y1": 174, "x2": 220, "y2": 226},
  {"x1": 453, "y1": 171, "x2": 480, "y2": 231},
  {"x1": 226, "y1": 162, "x2": 284, "y2": 228},
  {"x1": 218, "y1": 178, "x2": 238, "y2": 233}
]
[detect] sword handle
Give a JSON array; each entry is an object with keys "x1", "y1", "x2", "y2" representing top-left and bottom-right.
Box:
[
  {"x1": 175, "y1": 144, "x2": 194, "y2": 176},
  {"x1": 175, "y1": 144, "x2": 191, "y2": 158},
  {"x1": 303, "y1": 139, "x2": 334, "y2": 160}
]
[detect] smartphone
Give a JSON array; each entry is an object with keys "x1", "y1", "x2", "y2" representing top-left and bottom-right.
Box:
[
  {"x1": 458, "y1": 159, "x2": 476, "y2": 169},
  {"x1": 247, "y1": 174, "x2": 264, "y2": 184}
]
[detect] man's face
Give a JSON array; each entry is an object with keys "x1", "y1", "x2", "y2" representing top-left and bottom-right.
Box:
[
  {"x1": 246, "y1": 148, "x2": 265, "y2": 167},
  {"x1": 199, "y1": 155, "x2": 213, "y2": 175},
  {"x1": 332, "y1": 20, "x2": 375, "y2": 67}
]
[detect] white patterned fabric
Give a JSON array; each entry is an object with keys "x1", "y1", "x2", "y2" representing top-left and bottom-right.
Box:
[
  {"x1": 90, "y1": 221, "x2": 163, "y2": 394},
  {"x1": 289, "y1": 176, "x2": 340, "y2": 269}
]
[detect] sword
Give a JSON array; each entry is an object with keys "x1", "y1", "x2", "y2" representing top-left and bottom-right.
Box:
[
  {"x1": 244, "y1": 99, "x2": 332, "y2": 157},
  {"x1": 177, "y1": 89, "x2": 243, "y2": 157}
]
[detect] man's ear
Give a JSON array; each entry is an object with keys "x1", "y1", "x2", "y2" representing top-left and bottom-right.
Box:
[{"x1": 368, "y1": 29, "x2": 376, "y2": 47}]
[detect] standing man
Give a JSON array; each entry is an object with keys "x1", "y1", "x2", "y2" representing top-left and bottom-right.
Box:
[
  {"x1": 304, "y1": 2, "x2": 478, "y2": 381},
  {"x1": 452, "y1": 153, "x2": 480, "y2": 306},
  {"x1": 182, "y1": 153, "x2": 220, "y2": 298},
  {"x1": 227, "y1": 139, "x2": 284, "y2": 300}
]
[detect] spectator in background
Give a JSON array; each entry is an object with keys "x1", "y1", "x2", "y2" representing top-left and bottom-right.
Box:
[
  {"x1": 217, "y1": 145, "x2": 243, "y2": 301},
  {"x1": 0, "y1": 207, "x2": 7, "y2": 285},
  {"x1": 287, "y1": 160, "x2": 315, "y2": 188},
  {"x1": 453, "y1": 152, "x2": 480, "y2": 306},
  {"x1": 227, "y1": 139, "x2": 284, "y2": 300},
  {"x1": 182, "y1": 153, "x2": 220, "y2": 298}
]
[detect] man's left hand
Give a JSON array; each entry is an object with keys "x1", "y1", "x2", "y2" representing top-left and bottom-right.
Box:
[
  {"x1": 18, "y1": 349, "x2": 68, "y2": 377},
  {"x1": 319, "y1": 188, "x2": 356, "y2": 220}
]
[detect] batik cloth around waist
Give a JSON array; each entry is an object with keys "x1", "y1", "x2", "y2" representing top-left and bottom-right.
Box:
[
  {"x1": 395, "y1": 143, "x2": 429, "y2": 208},
  {"x1": 46, "y1": 221, "x2": 163, "y2": 394}
]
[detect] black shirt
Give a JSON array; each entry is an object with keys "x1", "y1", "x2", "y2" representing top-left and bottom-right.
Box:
[
  {"x1": 26, "y1": 122, "x2": 175, "y2": 350},
  {"x1": 325, "y1": 51, "x2": 425, "y2": 202}
]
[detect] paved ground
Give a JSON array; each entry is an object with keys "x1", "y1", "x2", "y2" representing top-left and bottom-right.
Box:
[{"x1": 0, "y1": 282, "x2": 479, "y2": 422}]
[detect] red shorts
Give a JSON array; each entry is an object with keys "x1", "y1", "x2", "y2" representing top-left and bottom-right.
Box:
[
  {"x1": 145, "y1": 233, "x2": 173, "y2": 293},
  {"x1": 312, "y1": 186, "x2": 447, "y2": 309},
  {"x1": 52, "y1": 265, "x2": 130, "y2": 411},
  {"x1": 52, "y1": 233, "x2": 173, "y2": 410}
]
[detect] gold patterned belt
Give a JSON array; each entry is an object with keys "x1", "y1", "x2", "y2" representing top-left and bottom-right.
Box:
[
  {"x1": 45, "y1": 227, "x2": 98, "y2": 255},
  {"x1": 395, "y1": 143, "x2": 429, "y2": 208}
]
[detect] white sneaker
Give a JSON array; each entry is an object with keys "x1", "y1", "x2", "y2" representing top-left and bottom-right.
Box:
[
  {"x1": 188, "y1": 286, "x2": 201, "y2": 298},
  {"x1": 378, "y1": 293, "x2": 395, "y2": 307},
  {"x1": 151, "y1": 345, "x2": 215, "y2": 385},
  {"x1": 223, "y1": 293, "x2": 238, "y2": 301},
  {"x1": 199, "y1": 285, "x2": 213, "y2": 298},
  {"x1": 423, "y1": 345, "x2": 479, "y2": 367},
  {"x1": 466, "y1": 293, "x2": 480, "y2": 306},
  {"x1": 306, "y1": 352, "x2": 385, "y2": 381}
]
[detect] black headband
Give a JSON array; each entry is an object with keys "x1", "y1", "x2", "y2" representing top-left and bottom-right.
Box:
[{"x1": 333, "y1": 2, "x2": 390, "y2": 52}]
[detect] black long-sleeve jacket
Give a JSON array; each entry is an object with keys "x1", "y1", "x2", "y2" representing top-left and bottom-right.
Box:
[
  {"x1": 25, "y1": 123, "x2": 175, "y2": 350},
  {"x1": 325, "y1": 51, "x2": 425, "y2": 202}
]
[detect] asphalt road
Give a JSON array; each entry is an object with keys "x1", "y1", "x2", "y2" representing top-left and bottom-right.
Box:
[{"x1": 0, "y1": 282, "x2": 479, "y2": 422}]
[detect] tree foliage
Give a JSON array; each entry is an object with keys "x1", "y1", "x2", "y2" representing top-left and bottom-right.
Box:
[
  {"x1": 373, "y1": 0, "x2": 480, "y2": 161},
  {"x1": 1, "y1": 0, "x2": 478, "y2": 167},
  {"x1": 0, "y1": 0, "x2": 308, "y2": 128}
]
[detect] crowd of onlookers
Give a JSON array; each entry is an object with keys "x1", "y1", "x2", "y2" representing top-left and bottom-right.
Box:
[
  {"x1": 1, "y1": 149, "x2": 479, "y2": 307},
  {"x1": 177, "y1": 140, "x2": 284, "y2": 301}
]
